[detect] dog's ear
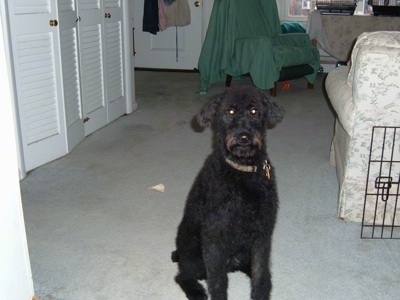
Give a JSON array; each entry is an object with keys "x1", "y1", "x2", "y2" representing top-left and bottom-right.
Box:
[
  {"x1": 196, "y1": 94, "x2": 224, "y2": 127},
  {"x1": 260, "y1": 91, "x2": 284, "y2": 125}
]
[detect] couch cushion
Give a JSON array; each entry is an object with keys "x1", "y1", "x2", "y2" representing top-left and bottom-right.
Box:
[{"x1": 326, "y1": 66, "x2": 354, "y2": 135}]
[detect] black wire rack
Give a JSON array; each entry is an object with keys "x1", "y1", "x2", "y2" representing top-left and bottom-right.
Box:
[{"x1": 361, "y1": 126, "x2": 400, "y2": 239}]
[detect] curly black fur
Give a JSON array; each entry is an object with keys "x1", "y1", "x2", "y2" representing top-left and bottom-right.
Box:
[{"x1": 172, "y1": 86, "x2": 283, "y2": 300}]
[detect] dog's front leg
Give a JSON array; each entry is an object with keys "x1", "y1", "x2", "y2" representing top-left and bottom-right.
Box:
[
  {"x1": 250, "y1": 238, "x2": 272, "y2": 300},
  {"x1": 202, "y1": 242, "x2": 228, "y2": 300}
]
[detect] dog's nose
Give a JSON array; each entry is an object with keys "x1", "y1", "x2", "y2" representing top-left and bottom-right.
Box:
[{"x1": 238, "y1": 134, "x2": 251, "y2": 145}]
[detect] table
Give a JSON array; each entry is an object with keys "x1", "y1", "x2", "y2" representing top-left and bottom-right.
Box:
[{"x1": 306, "y1": 11, "x2": 400, "y2": 61}]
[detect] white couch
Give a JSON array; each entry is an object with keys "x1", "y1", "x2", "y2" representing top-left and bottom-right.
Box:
[{"x1": 325, "y1": 31, "x2": 400, "y2": 223}]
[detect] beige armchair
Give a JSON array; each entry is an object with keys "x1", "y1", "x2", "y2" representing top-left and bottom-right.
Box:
[{"x1": 325, "y1": 31, "x2": 400, "y2": 223}]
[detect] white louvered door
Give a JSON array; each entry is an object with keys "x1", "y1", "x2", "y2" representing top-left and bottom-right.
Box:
[
  {"x1": 103, "y1": 0, "x2": 125, "y2": 123},
  {"x1": 7, "y1": 0, "x2": 83, "y2": 172},
  {"x1": 58, "y1": 0, "x2": 85, "y2": 152},
  {"x1": 77, "y1": 0, "x2": 107, "y2": 135},
  {"x1": 7, "y1": 0, "x2": 134, "y2": 175},
  {"x1": 77, "y1": 0, "x2": 125, "y2": 136}
]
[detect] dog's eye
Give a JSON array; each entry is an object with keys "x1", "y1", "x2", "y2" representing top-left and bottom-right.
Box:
[
  {"x1": 250, "y1": 108, "x2": 258, "y2": 115},
  {"x1": 228, "y1": 109, "x2": 236, "y2": 116}
]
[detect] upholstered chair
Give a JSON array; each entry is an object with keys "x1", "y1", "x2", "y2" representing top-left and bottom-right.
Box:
[
  {"x1": 198, "y1": 0, "x2": 320, "y2": 96},
  {"x1": 325, "y1": 31, "x2": 400, "y2": 223}
]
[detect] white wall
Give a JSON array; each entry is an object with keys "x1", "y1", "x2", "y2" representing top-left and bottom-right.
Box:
[{"x1": 0, "y1": 3, "x2": 35, "y2": 299}]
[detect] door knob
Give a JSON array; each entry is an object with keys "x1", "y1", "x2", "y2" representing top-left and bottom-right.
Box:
[
  {"x1": 49, "y1": 19, "x2": 58, "y2": 26},
  {"x1": 194, "y1": 1, "x2": 201, "y2": 7}
]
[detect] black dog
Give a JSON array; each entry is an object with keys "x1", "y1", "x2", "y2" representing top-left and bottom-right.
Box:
[{"x1": 172, "y1": 86, "x2": 283, "y2": 300}]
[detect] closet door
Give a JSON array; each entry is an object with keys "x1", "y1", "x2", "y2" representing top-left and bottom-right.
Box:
[
  {"x1": 58, "y1": 0, "x2": 85, "y2": 151},
  {"x1": 77, "y1": 0, "x2": 126, "y2": 135},
  {"x1": 104, "y1": 0, "x2": 125, "y2": 123},
  {"x1": 7, "y1": 0, "x2": 67, "y2": 171},
  {"x1": 77, "y1": 0, "x2": 107, "y2": 136}
]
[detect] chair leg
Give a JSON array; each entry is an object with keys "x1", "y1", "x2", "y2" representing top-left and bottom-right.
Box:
[
  {"x1": 307, "y1": 82, "x2": 314, "y2": 90},
  {"x1": 269, "y1": 83, "x2": 277, "y2": 97},
  {"x1": 225, "y1": 75, "x2": 232, "y2": 87}
]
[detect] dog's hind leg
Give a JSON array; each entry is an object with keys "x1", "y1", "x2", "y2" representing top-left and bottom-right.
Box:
[
  {"x1": 175, "y1": 260, "x2": 207, "y2": 300},
  {"x1": 175, "y1": 218, "x2": 207, "y2": 299}
]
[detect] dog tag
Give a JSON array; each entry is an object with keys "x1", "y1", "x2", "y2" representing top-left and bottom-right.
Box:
[{"x1": 263, "y1": 161, "x2": 271, "y2": 180}]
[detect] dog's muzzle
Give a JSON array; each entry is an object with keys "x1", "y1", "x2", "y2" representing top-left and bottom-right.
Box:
[{"x1": 225, "y1": 132, "x2": 262, "y2": 158}]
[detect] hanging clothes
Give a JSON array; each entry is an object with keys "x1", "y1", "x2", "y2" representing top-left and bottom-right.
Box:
[
  {"x1": 158, "y1": 0, "x2": 172, "y2": 31},
  {"x1": 167, "y1": 0, "x2": 191, "y2": 61},
  {"x1": 143, "y1": 0, "x2": 159, "y2": 35},
  {"x1": 159, "y1": 0, "x2": 190, "y2": 31},
  {"x1": 166, "y1": 0, "x2": 191, "y2": 27},
  {"x1": 146, "y1": 0, "x2": 190, "y2": 61}
]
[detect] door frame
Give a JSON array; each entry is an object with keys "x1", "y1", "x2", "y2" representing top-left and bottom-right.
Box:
[{"x1": 0, "y1": 2, "x2": 35, "y2": 298}]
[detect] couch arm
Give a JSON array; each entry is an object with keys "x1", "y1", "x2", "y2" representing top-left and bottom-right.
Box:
[
  {"x1": 347, "y1": 31, "x2": 400, "y2": 86},
  {"x1": 352, "y1": 44, "x2": 400, "y2": 127}
]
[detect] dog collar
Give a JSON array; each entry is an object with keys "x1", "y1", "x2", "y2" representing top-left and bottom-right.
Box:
[{"x1": 225, "y1": 158, "x2": 271, "y2": 179}]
